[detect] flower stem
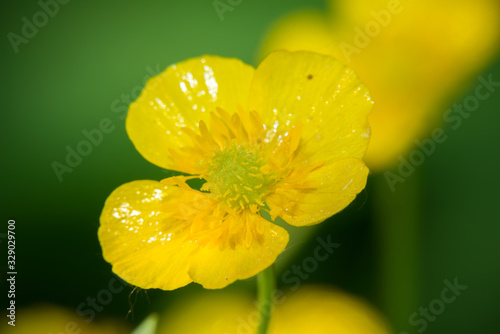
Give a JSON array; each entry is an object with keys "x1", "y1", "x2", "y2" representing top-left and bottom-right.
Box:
[
  {"x1": 257, "y1": 265, "x2": 275, "y2": 334},
  {"x1": 373, "y1": 172, "x2": 421, "y2": 331}
]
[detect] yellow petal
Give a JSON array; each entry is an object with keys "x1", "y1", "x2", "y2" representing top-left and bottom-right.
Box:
[
  {"x1": 189, "y1": 210, "x2": 289, "y2": 289},
  {"x1": 99, "y1": 180, "x2": 289, "y2": 290},
  {"x1": 98, "y1": 180, "x2": 197, "y2": 290},
  {"x1": 126, "y1": 56, "x2": 255, "y2": 173},
  {"x1": 266, "y1": 158, "x2": 369, "y2": 226},
  {"x1": 249, "y1": 50, "x2": 372, "y2": 166}
]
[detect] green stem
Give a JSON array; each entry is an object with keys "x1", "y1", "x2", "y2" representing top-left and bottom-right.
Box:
[
  {"x1": 373, "y1": 172, "x2": 421, "y2": 331},
  {"x1": 257, "y1": 265, "x2": 275, "y2": 334}
]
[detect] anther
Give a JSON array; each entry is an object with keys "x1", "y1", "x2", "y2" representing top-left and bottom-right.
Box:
[{"x1": 243, "y1": 195, "x2": 250, "y2": 203}]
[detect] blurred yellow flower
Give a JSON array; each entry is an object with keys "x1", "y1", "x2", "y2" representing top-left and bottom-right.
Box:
[
  {"x1": 261, "y1": 0, "x2": 500, "y2": 170},
  {"x1": 158, "y1": 285, "x2": 391, "y2": 334},
  {"x1": 99, "y1": 51, "x2": 372, "y2": 291},
  {"x1": 4, "y1": 304, "x2": 128, "y2": 334},
  {"x1": 269, "y1": 287, "x2": 391, "y2": 334}
]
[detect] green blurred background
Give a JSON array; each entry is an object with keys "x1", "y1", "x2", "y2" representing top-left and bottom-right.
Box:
[{"x1": 1, "y1": 0, "x2": 500, "y2": 333}]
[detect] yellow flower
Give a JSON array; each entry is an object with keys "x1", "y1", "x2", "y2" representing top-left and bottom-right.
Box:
[
  {"x1": 158, "y1": 285, "x2": 391, "y2": 333},
  {"x1": 269, "y1": 286, "x2": 391, "y2": 334},
  {"x1": 261, "y1": 0, "x2": 500, "y2": 170},
  {"x1": 98, "y1": 51, "x2": 372, "y2": 290},
  {"x1": 4, "y1": 304, "x2": 129, "y2": 334}
]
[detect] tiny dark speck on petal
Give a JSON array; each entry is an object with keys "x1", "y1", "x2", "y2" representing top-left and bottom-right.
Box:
[{"x1": 307, "y1": 74, "x2": 313, "y2": 80}]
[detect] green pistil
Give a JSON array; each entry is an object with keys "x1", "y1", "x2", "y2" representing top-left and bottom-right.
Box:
[{"x1": 206, "y1": 145, "x2": 272, "y2": 210}]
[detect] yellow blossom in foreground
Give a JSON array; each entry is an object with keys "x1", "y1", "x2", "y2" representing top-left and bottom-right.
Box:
[
  {"x1": 158, "y1": 285, "x2": 391, "y2": 334},
  {"x1": 4, "y1": 304, "x2": 129, "y2": 334},
  {"x1": 260, "y1": 0, "x2": 500, "y2": 170},
  {"x1": 99, "y1": 51, "x2": 372, "y2": 290}
]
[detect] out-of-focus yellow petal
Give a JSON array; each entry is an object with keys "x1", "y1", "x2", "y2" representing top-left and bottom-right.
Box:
[
  {"x1": 328, "y1": 0, "x2": 398, "y2": 28},
  {"x1": 189, "y1": 210, "x2": 289, "y2": 289},
  {"x1": 266, "y1": 158, "x2": 369, "y2": 226},
  {"x1": 126, "y1": 56, "x2": 254, "y2": 173},
  {"x1": 259, "y1": 11, "x2": 340, "y2": 60},
  {"x1": 261, "y1": 0, "x2": 500, "y2": 170},
  {"x1": 99, "y1": 180, "x2": 289, "y2": 290},
  {"x1": 250, "y1": 50, "x2": 372, "y2": 166},
  {"x1": 269, "y1": 286, "x2": 391, "y2": 334},
  {"x1": 260, "y1": 10, "x2": 344, "y2": 60},
  {"x1": 339, "y1": 0, "x2": 500, "y2": 170},
  {"x1": 157, "y1": 285, "x2": 391, "y2": 334},
  {"x1": 5, "y1": 304, "x2": 129, "y2": 334},
  {"x1": 158, "y1": 291, "x2": 255, "y2": 334},
  {"x1": 99, "y1": 180, "x2": 198, "y2": 290}
]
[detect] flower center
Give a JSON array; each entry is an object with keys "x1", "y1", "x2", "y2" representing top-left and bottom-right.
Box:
[{"x1": 204, "y1": 145, "x2": 273, "y2": 211}]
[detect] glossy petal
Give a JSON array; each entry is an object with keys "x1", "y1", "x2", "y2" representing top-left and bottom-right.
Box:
[
  {"x1": 99, "y1": 180, "x2": 196, "y2": 290},
  {"x1": 99, "y1": 180, "x2": 289, "y2": 290},
  {"x1": 266, "y1": 158, "x2": 369, "y2": 226},
  {"x1": 249, "y1": 50, "x2": 372, "y2": 167},
  {"x1": 189, "y1": 210, "x2": 289, "y2": 289},
  {"x1": 126, "y1": 56, "x2": 255, "y2": 173}
]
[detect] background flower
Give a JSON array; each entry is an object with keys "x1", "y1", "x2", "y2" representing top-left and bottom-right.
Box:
[
  {"x1": 158, "y1": 285, "x2": 391, "y2": 334},
  {"x1": 4, "y1": 304, "x2": 129, "y2": 334},
  {"x1": 260, "y1": 0, "x2": 500, "y2": 170}
]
